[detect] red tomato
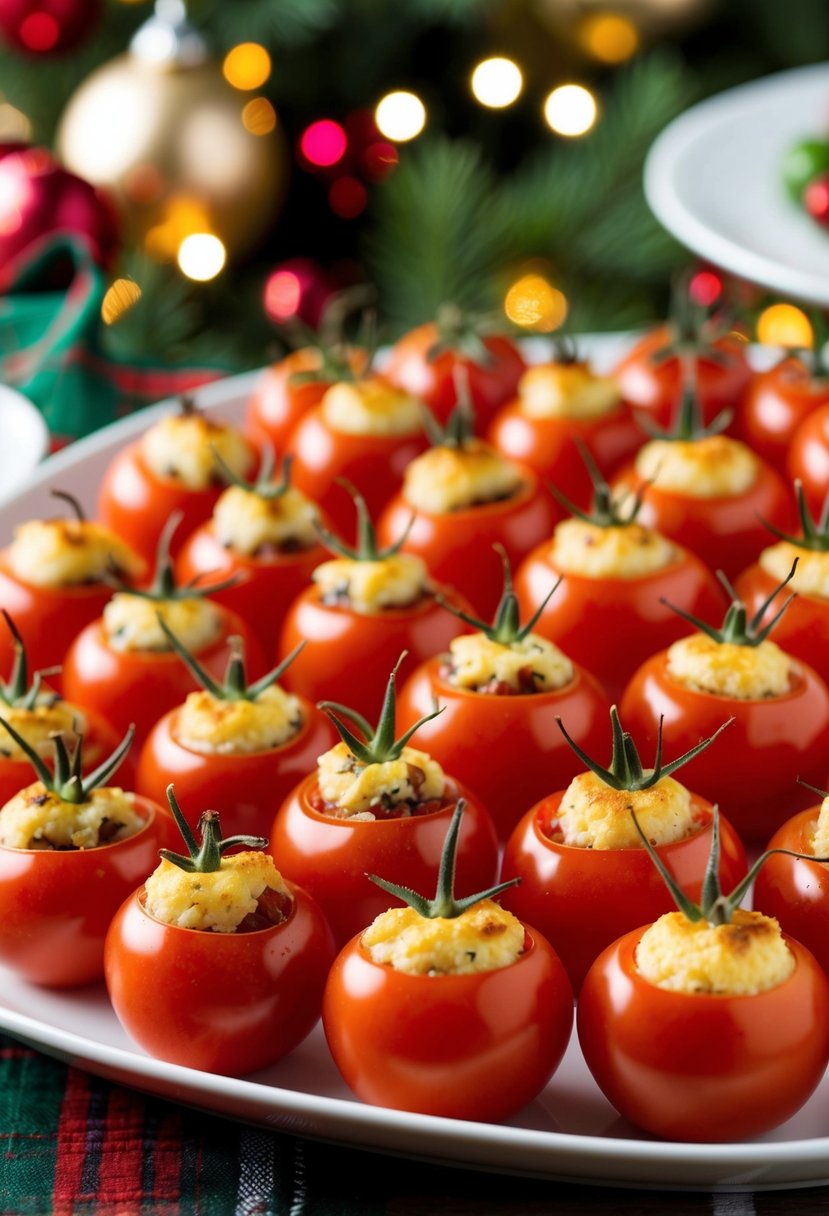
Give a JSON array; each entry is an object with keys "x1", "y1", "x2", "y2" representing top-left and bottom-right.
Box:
[
  {"x1": 384, "y1": 321, "x2": 526, "y2": 431},
  {"x1": 513, "y1": 541, "x2": 725, "y2": 702},
  {"x1": 278, "y1": 585, "x2": 467, "y2": 720},
  {"x1": 105, "y1": 879, "x2": 334, "y2": 1075},
  {"x1": 753, "y1": 806, "x2": 829, "y2": 978},
  {"x1": 613, "y1": 325, "x2": 751, "y2": 430},
  {"x1": 61, "y1": 608, "x2": 265, "y2": 743},
  {"x1": 269, "y1": 774, "x2": 499, "y2": 948},
  {"x1": 378, "y1": 470, "x2": 559, "y2": 620},
  {"x1": 500, "y1": 792, "x2": 746, "y2": 991},
  {"x1": 735, "y1": 558, "x2": 829, "y2": 688},
  {"x1": 788, "y1": 403, "x2": 829, "y2": 517},
  {"x1": 577, "y1": 927, "x2": 829, "y2": 1141},
  {"x1": 322, "y1": 924, "x2": 572, "y2": 1121},
  {"x1": 396, "y1": 655, "x2": 611, "y2": 841},
  {"x1": 135, "y1": 697, "x2": 335, "y2": 839},
  {"x1": 0, "y1": 794, "x2": 175, "y2": 987},
  {"x1": 612, "y1": 456, "x2": 793, "y2": 580},
  {"x1": 619, "y1": 650, "x2": 829, "y2": 842},
  {"x1": 735, "y1": 355, "x2": 829, "y2": 471}
]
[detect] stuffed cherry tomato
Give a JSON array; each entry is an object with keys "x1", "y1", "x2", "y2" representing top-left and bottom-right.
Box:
[
  {"x1": 735, "y1": 352, "x2": 829, "y2": 471},
  {"x1": 269, "y1": 662, "x2": 499, "y2": 947},
  {"x1": 176, "y1": 450, "x2": 329, "y2": 655},
  {"x1": 97, "y1": 397, "x2": 256, "y2": 564},
  {"x1": 788, "y1": 401, "x2": 829, "y2": 517},
  {"x1": 105, "y1": 789, "x2": 334, "y2": 1075},
  {"x1": 323, "y1": 799, "x2": 572, "y2": 1121}
]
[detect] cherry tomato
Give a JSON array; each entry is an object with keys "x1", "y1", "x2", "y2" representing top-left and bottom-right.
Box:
[
  {"x1": 269, "y1": 774, "x2": 499, "y2": 948},
  {"x1": 619, "y1": 650, "x2": 829, "y2": 842},
  {"x1": 500, "y1": 792, "x2": 746, "y2": 991},
  {"x1": 734, "y1": 355, "x2": 829, "y2": 471},
  {"x1": 753, "y1": 806, "x2": 829, "y2": 979},
  {"x1": 513, "y1": 541, "x2": 725, "y2": 702},
  {"x1": 577, "y1": 927, "x2": 829, "y2": 1141},
  {"x1": 378, "y1": 470, "x2": 559, "y2": 621},
  {"x1": 788, "y1": 403, "x2": 829, "y2": 517},
  {"x1": 0, "y1": 794, "x2": 175, "y2": 987},
  {"x1": 322, "y1": 924, "x2": 572, "y2": 1121},
  {"x1": 735, "y1": 558, "x2": 829, "y2": 688},
  {"x1": 396, "y1": 655, "x2": 611, "y2": 842},
  {"x1": 105, "y1": 879, "x2": 334, "y2": 1075},
  {"x1": 384, "y1": 319, "x2": 526, "y2": 431}
]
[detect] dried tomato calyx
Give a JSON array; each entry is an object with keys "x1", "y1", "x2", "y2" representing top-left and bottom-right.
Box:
[
  {"x1": 549, "y1": 440, "x2": 649, "y2": 529},
  {"x1": 0, "y1": 715, "x2": 134, "y2": 805},
  {"x1": 107, "y1": 511, "x2": 238, "y2": 603},
  {"x1": 437, "y1": 544, "x2": 560, "y2": 647},
  {"x1": 0, "y1": 610, "x2": 60, "y2": 710},
  {"x1": 159, "y1": 785, "x2": 268, "y2": 874},
  {"x1": 662, "y1": 559, "x2": 798, "y2": 648},
  {"x1": 157, "y1": 615, "x2": 304, "y2": 703},
  {"x1": 314, "y1": 481, "x2": 414, "y2": 563},
  {"x1": 639, "y1": 355, "x2": 732, "y2": 443},
  {"x1": 211, "y1": 444, "x2": 298, "y2": 502},
  {"x1": 761, "y1": 481, "x2": 829, "y2": 553}
]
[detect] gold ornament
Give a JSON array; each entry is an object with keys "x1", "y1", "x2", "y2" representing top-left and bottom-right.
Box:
[{"x1": 55, "y1": 0, "x2": 287, "y2": 264}]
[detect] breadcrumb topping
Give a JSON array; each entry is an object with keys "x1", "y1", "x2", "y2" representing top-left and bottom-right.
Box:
[
  {"x1": 103, "y1": 594, "x2": 222, "y2": 653},
  {"x1": 321, "y1": 380, "x2": 423, "y2": 436},
  {"x1": 550, "y1": 518, "x2": 676, "y2": 579},
  {"x1": 362, "y1": 900, "x2": 525, "y2": 975},
  {"x1": 174, "y1": 685, "x2": 303, "y2": 754},
  {"x1": 518, "y1": 362, "x2": 621, "y2": 421},
  {"x1": 312, "y1": 553, "x2": 428, "y2": 614},
  {"x1": 143, "y1": 852, "x2": 290, "y2": 933},
  {"x1": 445, "y1": 631, "x2": 573, "y2": 693},
  {"x1": 316, "y1": 741, "x2": 445, "y2": 818},
  {"x1": 666, "y1": 634, "x2": 793, "y2": 699},
  {"x1": 0, "y1": 783, "x2": 143, "y2": 850},
  {"x1": 403, "y1": 441, "x2": 523, "y2": 514},
  {"x1": 212, "y1": 485, "x2": 319, "y2": 555},
  {"x1": 8, "y1": 519, "x2": 143, "y2": 588},
  {"x1": 636, "y1": 909, "x2": 794, "y2": 995},
  {"x1": 634, "y1": 436, "x2": 758, "y2": 499},
  {"x1": 760, "y1": 541, "x2": 829, "y2": 600},
  {"x1": 554, "y1": 770, "x2": 697, "y2": 850},
  {"x1": 141, "y1": 413, "x2": 254, "y2": 490}
]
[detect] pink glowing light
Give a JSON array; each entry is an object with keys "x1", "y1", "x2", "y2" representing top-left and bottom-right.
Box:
[{"x1": 299, "y1": 120, "x2": 347, "y2": 168}]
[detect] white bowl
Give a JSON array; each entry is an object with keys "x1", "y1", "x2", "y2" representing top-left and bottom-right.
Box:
[{"x1": 0, "y1": 386, "x2": 49, "y2": 504}]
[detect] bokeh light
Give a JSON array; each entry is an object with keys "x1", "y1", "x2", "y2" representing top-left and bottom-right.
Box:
[
  {"x1": 264, "y1": 269, "x2": 302, "y2": 321},
  {"x1": 300, "y1": 119, "x2": 347, "y2": 167},
  {"x1": 329, "y1": 177, "x2": 368, "y2": 219},
  {"x1": 375, "y1": 91, "x2": 426, "y2": 142},
  {"x1": 543, "y1": 85, "x2": 598, "y2": 137},
  {"x1": 471, "y1": 57, "x2": 523, "y2": 109},
  {"x1": 19, "y1": 14, "x2": 59, "y2": 52},
  {"x1": 223, "y1": 44, "x2": 272, "y2": 91},
  {"x1": 504, "y1": 274, "x2": 568, "y2": 332},
  {"x1": 756, "y1": 303, "x2": 813, "y2": 348},
  {"x1": 362, "y1": 140, "x2": 398, "y2": 181},
  {"x1": 579, "y1": 13, "x2": 639, "y2": 63},
  {"x1": 689, "y1": 270, "x2": 723, "y2": 309},
  {"x1": 177, "y1": 233, "x2": 227, "y2": 282},
  {"x1": 242, "y1": 98, "x2": 277, "y2": 136},
  {"x1": 101, "y1": 279, "x2": 142, "y2": 326}
]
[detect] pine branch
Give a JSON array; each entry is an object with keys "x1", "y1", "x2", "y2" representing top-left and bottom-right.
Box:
[{"x1": 191, "y1": 0, "x2": 342, "y2": 49}]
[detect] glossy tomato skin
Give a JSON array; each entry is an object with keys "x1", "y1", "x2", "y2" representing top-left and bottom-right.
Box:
[
  {"x1": 175, "y1": 522, "x2": 329, "y2": 656},
  {"x1": 269, "y1": 774, "x2": 499, "y2": 948},
  {"x1": 487, "y1": 398, "x2": 643, "y2": 511},
  {"x1": 513, "y1": 542, "x2": 725, "y2": 703},
  {"x1": 135, "y1": 698, "x2": 335, "y2": 839},
  {"x1": 0, "y1": 795, "x2": 175, "y2": 987},
  {"x1": 612, "y1": 458, "x2": 794, "y2": 581},
  {"x1": 61, "y1": 608, "x2": 265, "y2": 744},
  {"x1": 613, "y1": 327, "x2": 752, "y2": 431},
  {"x1": 278, "y1": 586, "x2": 467, "y2": 720},
  {"x1": 378, "y1": 471, "x2": 559, "y2": 621},
  {"x1": 384, "y1": 324, "x2": 526, "y2": 431},
  {"x1": 788, "y1": 403, "x2": 829, "y2": 517},
  {"x1": 500, "y1": 792, "x2": 746, "y2": 991},
  {"x1": 735, "y1": 357, "x2": 829, "y2": 471},
  {"x1": 753, "y1": 807, "x2": 829, "y2": 978},
  {"x1": 735, "y1": 560, "x2": 829, "y2": 688},
  {"x1": 577, "y1": 927, "x2": 829, "y2": 1141},
  {"x1": 322, "y1": 926, "x2": 572, "y2": 1121},
  {"x1": 619, "y1": 651, "x2": 829, "y2": 842},
  {"x1": 396, "y1": 656, "x2": 612, "y2": 841},
  {"x1": 244, "y1": 349, "x2": 334, "y2": 452},
  {"x1": 105, "y1": 880, "x2": 335, "y2": 1075}
]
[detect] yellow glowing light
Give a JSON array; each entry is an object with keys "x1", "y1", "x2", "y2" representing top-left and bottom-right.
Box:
[
  {"x1": 756, "y1": 304, "x2": 813, "y2": 349},
  {"x1": 144, "y1": 197, "x2": 212, "y2": 261},
  {"x1": 177, "y1": 233, "x2": 227, "y2": 282},
  {"x1": 504, "y1": 274, "x2": 568, "y2": 333},
  {"x1": 374, "y1": 91, "x2": 426, "y2": 142},
  {"x1": 544, "y1": 84, "x2": 598, "y2": 137},
  {"x1": 242, "y1": 97, "x2": 277, "y2": 136},
  {"x1": 0, "y1": 102, "x2": 31, "y2": 141},
  {"x1": 470, "y1": 57, "x2": 523, "y2": 109},
  {"x1": 101, "y1": 279, "x2": 142, "y2": 326},
  {"x1": 579, "y1": 13, "x2": 639, "y2": 63},
  {"x1": 223, "y1": 43, "x2": 272, "y2": 91}
]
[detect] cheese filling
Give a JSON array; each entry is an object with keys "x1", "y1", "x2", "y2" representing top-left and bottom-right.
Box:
[
  {"x1": 316, "y1": 741, "x2": 445, "y2": 818},
  {"x1": 312, "y1": 553, "x2": 428, "y2": 614},
  {"x1": 140, "y1": 413, "x2": 254, "y2": 490},
  {"x1": 634, "y1": 436, "x2": 758, "y2": 499},
  {"x1": 445, "y1": 631, "x2": 573, "y2": 693},
  {"x1": 635, "y1": 909, "x2": 794, "y2": 995},
  {"x1": 174, "y1": 686, "x2": 303, "y2": 754},
  {"x1": 0, "y1": 701, "x2": 88, "y2": 761},
  {"x1": 666, "y1": 634, "x2": 794, "y2": 699},
  {"x1": 362, "y1": 900, "x2": 525, "y2": 975},
  {"x1": 403, "y1": 441, "x2": 523, "y2": 514},
  {"x1": 143, "y1": 852, "x2": 291, "y2": 933},
  {"x1": 0, "y1": 783, "x2": 143, "y2": 850},
  {"x1": 103, "y1": 593, "x2": 222, "y2": 653},
  {"x1": 811, "y1": 795, "x2": 829, "y2": 857},
  {"x1": 760, "y1": 541, "x2": 829, "y2": 600},
  {"x1": 321, "y1": 380, "x2": 423, "y2": 436},
  {"x1": 550, "y1": 518, "x2": 677, "y2": 579},
  {"x1": 212, "y1": 485, "x2": 319, "y2": 556},
  {"x1": 7, "y1": 519, "x2": 143, "y2": 588},
  {"x1": 553, "y1": 770, "x2": 698, "y2": 850},
  {"x1": 518, "y1": 362, "x2": 621, "y2": 421}
]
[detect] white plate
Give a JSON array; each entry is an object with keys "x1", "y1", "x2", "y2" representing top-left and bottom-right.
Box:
[
  {"x1": 0, "y1": 385, "x2": 49, "y2": 506},
  {"x1": 1, "y1": 343, "x2": 828, "y2": 1193},
  {"x1": 645, "y1": 62, "x2": 829, "y2": 304}
]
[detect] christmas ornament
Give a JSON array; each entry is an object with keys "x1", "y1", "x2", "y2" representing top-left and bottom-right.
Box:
[
  {"x1": 55, "y1": 0, "x2": 287, "y2": 264},
  {"x1": 0, "y1": 147, "x2": 119, "y2": 290},
  {"x1": 0, "y1": 0, "x2": 101, "y2": 55}
]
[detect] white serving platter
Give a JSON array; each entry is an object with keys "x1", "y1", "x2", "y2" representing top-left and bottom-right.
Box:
[
  {"x1": 0, "y1": 384, "x2": 49, "y2": 507},
  {"x1": 1, "y1": 338, "x2": 828, "y2": 1192}
]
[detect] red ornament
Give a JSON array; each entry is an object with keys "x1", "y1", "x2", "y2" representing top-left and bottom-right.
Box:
[
  {"x1": 805, "y1": 173, "x2": 829, "y2": 227},
  {"x1": 0, "y1": 0, "x2": 100, "y2": 55},
  {"x1": 0, "y1": 148, "x2": 119, "y2": 288}
]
